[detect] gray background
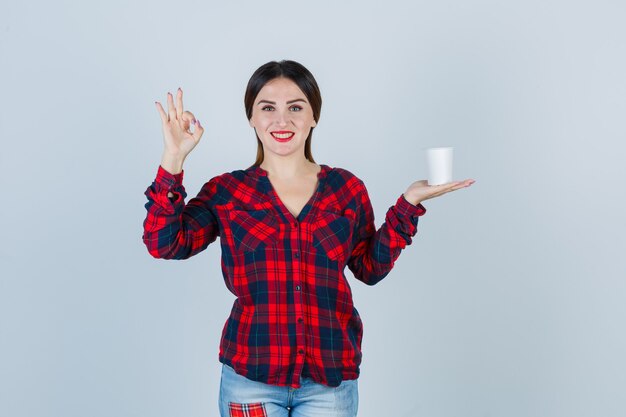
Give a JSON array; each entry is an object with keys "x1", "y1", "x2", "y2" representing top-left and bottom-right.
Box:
[{"x1": 1, "y1": 1, "x2": 625, "y2": 416}]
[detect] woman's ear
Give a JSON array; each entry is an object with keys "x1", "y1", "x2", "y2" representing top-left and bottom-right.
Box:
[
  {"x1": 311, "y1": 120, "x2": 317, "y2": 128},
  {"x1": 249, "y1": 119, "x2": 254, "y2": 128}
]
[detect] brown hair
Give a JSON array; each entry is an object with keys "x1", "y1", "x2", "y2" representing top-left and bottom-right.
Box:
[{"x1": 244, "y1": 60, "x2": 322, "y2": 167}]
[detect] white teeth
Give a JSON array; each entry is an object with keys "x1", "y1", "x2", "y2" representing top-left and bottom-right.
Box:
[{"x1": 272, "y1": 132, "x2": 293, "y2": 139}]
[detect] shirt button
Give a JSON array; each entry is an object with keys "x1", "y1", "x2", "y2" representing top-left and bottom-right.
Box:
[
  {"x1": 294, "y1": 253, "x2": 300, "y2": 259},
  {"x1": 297, "y1": 317, "x2": 304, "y2": 323},
  {"x1": 298, "y1": 349, "x2": 304, "y2": 355},
  {"x1": 295, "y1": 285, "x2": 301, "y2": 291},
  {"x1": 292, "y1": 222, "x2": 298, "y2": 228}
]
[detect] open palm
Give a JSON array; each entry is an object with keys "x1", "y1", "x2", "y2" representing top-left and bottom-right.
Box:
[{"x1": 404, "y1": 179, "x2": 475, "y2": 206}]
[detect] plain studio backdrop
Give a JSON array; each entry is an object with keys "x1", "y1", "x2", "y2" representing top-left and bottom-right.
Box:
[{"x1": 1, "y1": 1, "x2": 625, "y2": 416}]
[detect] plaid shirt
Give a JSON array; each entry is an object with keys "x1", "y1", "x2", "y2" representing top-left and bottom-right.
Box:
[{"x1": 143, "y1": 164, "x2": 426, "y2": 388}]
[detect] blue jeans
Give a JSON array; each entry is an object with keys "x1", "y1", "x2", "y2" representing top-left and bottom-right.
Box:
[{"x1": 218, "y1": 364, "x2": 359, "y2": 417}]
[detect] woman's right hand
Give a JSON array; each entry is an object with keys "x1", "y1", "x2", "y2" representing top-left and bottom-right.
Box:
[{"x1": 155, "y1": 88, "x2": 205, "y2": 174}]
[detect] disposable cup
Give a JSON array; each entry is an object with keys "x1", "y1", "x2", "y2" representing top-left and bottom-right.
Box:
[{"x1": 426, "y1": 147, "x2": 454, "y2": 185}]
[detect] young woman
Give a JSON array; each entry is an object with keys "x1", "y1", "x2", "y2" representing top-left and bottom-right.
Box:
[{"x1": 143, "y1": 60, "x2": 474, "y2": 417}]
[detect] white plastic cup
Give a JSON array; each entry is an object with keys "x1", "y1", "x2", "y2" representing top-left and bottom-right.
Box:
[{"x1": 426, "y1": 147, "x2": 454, "y2": 185}]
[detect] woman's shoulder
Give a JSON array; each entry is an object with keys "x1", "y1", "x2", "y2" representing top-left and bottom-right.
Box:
[
  {"x1": 317, "y1": 163, "x2": 351, "y2": 177},
  {"x1": 320, "y1": 164, "x2": 367, "y2": 191},
  {"x1": 196, "y1": 167, "x2": 269, "y2": 206}
]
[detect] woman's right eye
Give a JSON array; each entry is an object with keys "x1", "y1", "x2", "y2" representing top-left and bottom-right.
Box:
[{"x1": 262, "y1": 106, "x2": 274, "y2": 111}]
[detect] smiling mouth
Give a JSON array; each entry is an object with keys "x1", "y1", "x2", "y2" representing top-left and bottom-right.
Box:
[{"x1": 271, "y1": 131, "x2": 295, "y2": 142}]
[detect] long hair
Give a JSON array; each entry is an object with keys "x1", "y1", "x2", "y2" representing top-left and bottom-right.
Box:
[{"x1": 244, "y1": 60, "x2": 322, "y2": 167}]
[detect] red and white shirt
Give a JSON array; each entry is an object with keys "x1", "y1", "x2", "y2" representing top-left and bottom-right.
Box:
[{"x1": 143, "y1": 163, "x2": 426, "y2": 388}]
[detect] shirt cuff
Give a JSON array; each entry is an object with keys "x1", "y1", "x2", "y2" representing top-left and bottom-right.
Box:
[
  {"x1": 155, "y1": 165, "x2": 184, "y2": 189},
  {"x1": 397, "y1": 194, "x2": 427, "y2": 217}
]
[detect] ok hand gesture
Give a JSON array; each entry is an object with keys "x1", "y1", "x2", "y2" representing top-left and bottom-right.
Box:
[{"x1": 155, "y1": 88, "x2": 205, "y2": 174}]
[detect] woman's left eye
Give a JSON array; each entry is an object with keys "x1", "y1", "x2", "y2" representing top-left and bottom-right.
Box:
[{"x1": 289, "y1": 106, "x2": 302, "y2": 112}]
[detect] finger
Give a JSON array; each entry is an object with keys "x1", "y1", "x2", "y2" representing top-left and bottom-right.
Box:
[
  {"x1": 179, "y1": 112, "x2": 196, "y2": 137},
  {"x1": 191, "y1": 119, "x2": 204, "y2": 142},
  {"x1": 428, "y1": 182, "x2": 457, "y2": 192},
  {"x1": 447, "y1": 185, "x2": 467, "y2": 193},
  {"x1": 155, "y1": 101, "x2": 168, "y2": 124},
  {"x1": 176, "y1": 88, "x2": 184, "y2": 120},
  {"x1": 446, "y1": 179, "x2": 475, "y2": 193},
  {"x1": 167, "y1": 92, "x2": 177, "y2": 122},
  {"x1": 183, "y1": 119, "x2": 204, "y2": 144},
  {"x1": 452, "y1": 179, "x2": 475, "y2": 188},
  {"x1": 180, "y1": 111, "x2": 196, "y2": 132}
]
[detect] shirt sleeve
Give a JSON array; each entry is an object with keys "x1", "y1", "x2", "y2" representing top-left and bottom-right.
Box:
[
  {"x1": 142, "y1": 165, "x2": 220, "y2": 259},
  {"x1": 346, "y1": 181, "x2": 426, "y2": 285}
]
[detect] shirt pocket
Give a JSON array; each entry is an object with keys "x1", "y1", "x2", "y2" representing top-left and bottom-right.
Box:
[
  {"x1": 312, "y1": 207, "x2": 356, "y2": 263},
  {"x1": 228, "y1": 207, "x2": 280, "y2": 252}
]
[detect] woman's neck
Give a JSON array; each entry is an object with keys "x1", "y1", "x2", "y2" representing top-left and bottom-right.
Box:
[{"x1": 260, "y1": 155, "x2": 319, "y2": 180}]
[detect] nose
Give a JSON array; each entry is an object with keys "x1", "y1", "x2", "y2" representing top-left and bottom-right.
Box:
[{"x1": 274, "y1": 109, "x2": 289, "y2": 127}]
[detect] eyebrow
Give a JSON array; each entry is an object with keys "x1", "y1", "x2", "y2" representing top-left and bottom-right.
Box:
[{"x1": 256, "y1": 99, "x2": 307, "y2": 105}]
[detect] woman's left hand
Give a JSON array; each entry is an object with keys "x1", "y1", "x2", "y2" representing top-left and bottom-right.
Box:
[{"x1": 403, "y1": 179, "x2": 475, "y2": 206}]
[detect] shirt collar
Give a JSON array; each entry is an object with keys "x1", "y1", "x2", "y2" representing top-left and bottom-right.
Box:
[{"x1": 246, "y1": 164, "x2": 330, "y2": 180}]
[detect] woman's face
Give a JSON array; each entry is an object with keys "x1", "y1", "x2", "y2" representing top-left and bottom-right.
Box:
[{"x1": 249, "y1": 77, "x2": 317, "y2": 161}]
